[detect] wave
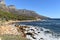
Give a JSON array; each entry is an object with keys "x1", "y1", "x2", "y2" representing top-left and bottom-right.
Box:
[{"x1": 20, "y1": 24, "x2": 60, "y2": 40}]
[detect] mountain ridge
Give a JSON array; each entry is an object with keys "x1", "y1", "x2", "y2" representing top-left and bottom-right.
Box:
[{"x1": 0, "y1": 0, "x2": 50, "y2": 20}]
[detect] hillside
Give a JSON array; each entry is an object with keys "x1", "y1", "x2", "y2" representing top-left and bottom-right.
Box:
[
  {"x1": 0, "y1": 0, "x2": 50, "y2": 20},
  {"x1": 9, "y1": 9, "x2": 49, "y2": 19},
  {"x1": 0, "y1": 10, "x2": 36, "y2": 21}
]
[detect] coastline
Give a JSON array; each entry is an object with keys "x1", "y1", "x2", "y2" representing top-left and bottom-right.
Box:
[
  {"x1": 2, "y1": 20, "x2": 42, "y2": 25},
  {"x1": 0, "y1": 20, "x2": 60, "y2": 40}
]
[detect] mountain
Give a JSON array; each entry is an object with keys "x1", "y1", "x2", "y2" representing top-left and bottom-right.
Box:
[
  {"x1": 0, "y1": 0, "x2": 9, "y2": 12},
  {"x1": 0, "y1": 0, "x2": 50, "y2": 20},
  {"x1": 9, "y1": 9, "x2": 49, "y2": 19}
]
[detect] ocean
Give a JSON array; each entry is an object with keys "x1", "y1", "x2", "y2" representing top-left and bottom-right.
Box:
[{"x1": 16, "y1": 19, "x2": 60, "y2": 40}]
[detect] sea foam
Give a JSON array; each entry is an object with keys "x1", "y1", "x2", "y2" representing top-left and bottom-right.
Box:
[{"x1": 20, "y1": 25, "x2": 60, "y2": 40}]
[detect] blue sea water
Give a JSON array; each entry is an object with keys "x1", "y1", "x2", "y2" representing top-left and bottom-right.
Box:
[{"x1": 17, "y1": 19, "x2": 60, "y2": 34}]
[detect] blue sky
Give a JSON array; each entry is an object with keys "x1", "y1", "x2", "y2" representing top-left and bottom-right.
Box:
[{"x1": 5, "y1": 0, "x2": 60, "y2": 18}]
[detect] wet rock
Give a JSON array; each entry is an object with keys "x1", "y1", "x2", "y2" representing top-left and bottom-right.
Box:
[
  {"x1": 31, "y1": 36, "x2": 36, "y2": 39},
  {"x1": 30, "y1": 29, "x2": 34, "y2": 31},
  {"x1": 44, "y1": 31, "x2": 52, "y2": 33},
  {"x1": 26, "y1": 33, "x2": 36, "y2": 39},
  {"x1": 38, "y1": 32, "x2": 40, "y2": 33},
  {"x1": 35, "y1": 27, "x2": 39, "y2": 30},
  {"x1": 40, "y1": 38, "x2": 44, "y2": 40},
  {"x1": 40, "y1": 28, "x2": 43, "y2": 31},
  {"x1": 26, "y1": 33, "x2": 33, "y2": 36}
]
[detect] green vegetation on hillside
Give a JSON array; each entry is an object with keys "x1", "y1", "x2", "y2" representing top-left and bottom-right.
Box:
[{"x1": 0, "y1": 10, "x2": 36, "y2": 21}]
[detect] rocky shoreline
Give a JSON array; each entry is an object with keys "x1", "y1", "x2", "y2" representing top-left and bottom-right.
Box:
[
  {"x1": 14, "y1": 24, "x2": 60, "y2": 40},
  {"x1": 0, "y1": 21, "x2": 60, "y2": 40},
  {"x1": 0, "y1": 21, "x2": 28, "y2": 40}
]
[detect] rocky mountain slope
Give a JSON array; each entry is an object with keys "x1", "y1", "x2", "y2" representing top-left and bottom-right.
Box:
[{"x1": 0, "y1": 0, "x2": 50, "y2": 20}]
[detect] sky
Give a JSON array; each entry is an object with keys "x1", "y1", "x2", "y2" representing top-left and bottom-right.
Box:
[{"x1": 5, "y1": 0, "x2": 60, "y2": 18}]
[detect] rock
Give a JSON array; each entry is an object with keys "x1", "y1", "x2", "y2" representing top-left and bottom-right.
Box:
[
  {"x1": 40, "y1": 38, "x2": 44, "y2": 40},
  {"x1": 38, "y1": 32, "x2": 40, "y2": 33},
  {"x1": 30, "y1": 29, "x2": 34, "y2": 31},
  {"x1": 44, "y1": 31, "x2": 52, "y2": 33},
  {"x1": 40, "y1": 28, "x2": 43, "y2": 31},
  {"x1": 0, "y1": 25, "x2": 20, "y2": 35},
  {"x1": 14, "y1": 25, "x2": 60, "y2": 40},
  {"x1": 31, "y1": 36, "x2": 36, "y2": 39},
  {"x1": 26, "y1": 33, "x2": 33, "y2": 36}
]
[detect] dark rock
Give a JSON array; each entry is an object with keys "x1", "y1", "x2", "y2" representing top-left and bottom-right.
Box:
[
  {"x1": 30, "y1": 29, "x2": 34, "y2": 31},
  {"x1": 40, "y1": 38, "x2": 43, "y2": 39},
  {"x1": 26, "y1": 33, "x2": 33, "y2": 35},
  {"x1": 40, "y1": 28, "x2": 43, "y2": 31},
  {"x1": 38, "y1": 32, "x2": 40, "y2": 33},
  {"x1": 32, "y1": 36, "x2": 36, "y2": 39},
  {"x1": 44, "y1": 31, "x2": 52, "y2": 33},
  {"x1": 15, "y1": 24, "x2": 19, "y2": 27},
  {"x1": 26, "y1": 32, "x2": 36, "y2": 39}
]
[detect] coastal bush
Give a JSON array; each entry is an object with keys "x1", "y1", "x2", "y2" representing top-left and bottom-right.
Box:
[{"x1": 0, "y1": 35, "x2": 28, "y2": 40}]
